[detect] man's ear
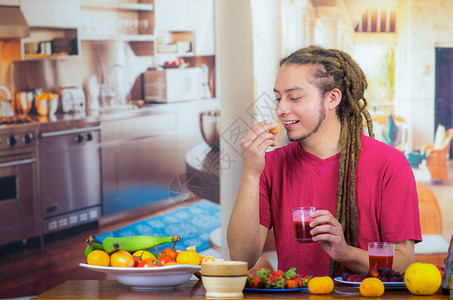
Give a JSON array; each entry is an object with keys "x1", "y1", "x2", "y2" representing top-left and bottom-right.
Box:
[{"x1": 326, "y1": 88, "x2": 342, "y2": 110}]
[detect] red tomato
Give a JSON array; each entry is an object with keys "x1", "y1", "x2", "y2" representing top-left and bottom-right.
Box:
[
  {"x1": 158, "y1": 254, "x2": 174, "y2": 266},
  {"x1": 137, "y1": 258, "x2": 157, "y2": 267},
  {"x1": 161, "y1": 248, "x2": 177, "y2": 261},
  {"x1": 133, "y1": 256, "x2": 142, "y2": 267}
]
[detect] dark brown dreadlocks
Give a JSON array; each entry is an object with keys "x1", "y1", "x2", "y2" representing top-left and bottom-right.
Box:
[{"x1": 280, "y1": 45, "x2": 375, "y2": 277}]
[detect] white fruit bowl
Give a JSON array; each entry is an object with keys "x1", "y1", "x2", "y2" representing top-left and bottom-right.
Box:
[{"x1": 80, "y1": 263, "x2": 200, "y2": 289}]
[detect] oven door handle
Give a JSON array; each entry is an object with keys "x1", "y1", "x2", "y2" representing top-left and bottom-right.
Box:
[
  {"x1": 40, "y1": 125, "x2": 101, "y2": 138},
  {"x1": 0, "y1": 158, "x2": 36, "y2": 168}
]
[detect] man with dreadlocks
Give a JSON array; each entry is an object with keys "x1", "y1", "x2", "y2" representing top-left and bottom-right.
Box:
[{"x1": 227, "y1": 45, "x2": 421, "y2": 277}]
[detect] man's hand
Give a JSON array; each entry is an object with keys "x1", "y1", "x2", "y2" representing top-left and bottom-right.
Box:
[
  {"x1": 309, "y1": 210, "x2": 351, "y2": 262},
  {"x1": 240, "y1": 120, "x2": 278, "y2": 177}
]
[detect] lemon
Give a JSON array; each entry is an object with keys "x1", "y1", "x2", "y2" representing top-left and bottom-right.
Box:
[
  {"x1": 132, "y1": 250, "x2": 155, "y2": 260},
  {"x1": 359, "y1": 277, "x2": 385, "y2": 297},
  {"x1": 176, "y1": 250, "x2": 201, "y2": 265},
  {"x1": 87, "y1": 250, "x2": 110, "y2": 267},
  {"x1": 308, "y1": 276, "x2": 334, "y2": 294},
  {"x1": 404, "y1": 262, "x2": 442, "y2": 295}
]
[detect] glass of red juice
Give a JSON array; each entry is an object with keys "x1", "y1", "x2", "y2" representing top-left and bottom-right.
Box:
[
  {"x1": 368, "y1": 242, "x2": 395, "y2": 270},
  {"x1": 292, "y1": 207, "x2": 316, "y2": 243}
]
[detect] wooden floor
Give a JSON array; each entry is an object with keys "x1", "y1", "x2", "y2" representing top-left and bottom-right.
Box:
[{"x1": 0, "y1": 199, "x2": 196, "y2": 299}]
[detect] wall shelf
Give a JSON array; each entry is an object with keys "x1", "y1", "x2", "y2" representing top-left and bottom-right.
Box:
[
  {"x1": 121, "y1": 34, "x2": 155, "y2": 41},
  {"x1": 81, "y1": 1, "x2": 153, "y2": 11},
  {"x1": 118, "y1": 3, "x2": 153, "y2": 11}
]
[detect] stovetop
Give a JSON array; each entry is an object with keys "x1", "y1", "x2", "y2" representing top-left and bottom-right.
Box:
[{"x1": 0, "y1": 115, "x2": 34, "y2": 125}]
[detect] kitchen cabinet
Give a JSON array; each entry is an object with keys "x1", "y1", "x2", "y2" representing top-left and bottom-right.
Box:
[
  {"x1": 101, "y1": 113, "x2": 181, "y2": 216},
  {"x1": 154, "y1": 0, "x2": 214, "y2": 56},
  {"x1": 21, "y1": 0, "x2": 80, "y2": 28},
  {"x1": 20, "y1": 27, "x2": 80, "y2": 60},
  {"x1": 100, "y1": 101, "x2": 217, "y2": 216},
  {"x1": 20, "y1": 0, "x2": 81, "y2": 60},
  {"x1": 79, "y1": 0, "x2": 154, "y2": 46}
]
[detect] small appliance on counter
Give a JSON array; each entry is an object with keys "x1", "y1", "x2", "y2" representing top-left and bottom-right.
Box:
[
  {"x1": 58, "y1": 87, "x2": 86, "y2": 113},
  {"x1": 142, "y1": 67, "x2": 205, "y2": 103}
]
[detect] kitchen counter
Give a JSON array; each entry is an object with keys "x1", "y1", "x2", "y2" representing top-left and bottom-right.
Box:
[
  {"x1": 32, "y1": 280, "x2": 451, "y2": 299},
  {"x1": 30, "y1": 98, "x2": 219, "y2": 131}
]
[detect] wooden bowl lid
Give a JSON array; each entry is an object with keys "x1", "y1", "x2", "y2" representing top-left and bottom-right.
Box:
[{"x1": 201, "y1": 261, "x2": 248, "y2": 276}]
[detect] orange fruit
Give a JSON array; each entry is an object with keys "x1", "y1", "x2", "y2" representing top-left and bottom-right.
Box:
[
  {"x1": 186, "y1": 245, "x2": 197, "y2": 251},
  {"x1": 110, "y1": 250, "x2": 134, "y2": 267},
  {"x1": 308, "y1": 276, "x2": 334, "y2": 294},
  {"x1": 202, "y1": 256, "x2": 215, "y2": 263},
  {"x1": 87, "y1": 250, "x2": 110, "y2": 267},
  {"x1": 359, "y1": 277, "x2": 385, "y2": 297},
  {"x1": 269, "y1": 124, "x2": 280, "y2": 134},
  {"x1": 176, "y1": 250, "x2": 201, "y2": 265},
  {"x1": 404, "y1": 262, "x2": 442, "y2": 295}
]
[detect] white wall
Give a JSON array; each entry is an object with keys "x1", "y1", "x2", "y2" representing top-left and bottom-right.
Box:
[
  {"x1": 395, "y1": 0, "x2": 453, "y2": 147},
  {"x1": 216, "y1": 0, "x2": 254, "y2": 259}
]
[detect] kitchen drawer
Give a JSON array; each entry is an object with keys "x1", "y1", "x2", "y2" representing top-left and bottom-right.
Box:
[{"x1": 101, "y1": 113, "x2": 177, "y2": 143}]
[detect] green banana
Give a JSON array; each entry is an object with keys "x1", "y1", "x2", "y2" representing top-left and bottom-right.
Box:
[
  {"x1": 84, "y1": 236, "x2": 104, "y2": 256},
  {"x1": 102, "y1": 235, "x2": 181, "y2": 254}
]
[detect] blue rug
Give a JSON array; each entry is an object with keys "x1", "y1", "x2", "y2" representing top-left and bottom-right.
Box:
[
  {"x1": 103, "y1": 185, "x2": 181, "y2": 216},
  {"x1": 95, "y1": 200, "x2": 220, "y2": 253}
]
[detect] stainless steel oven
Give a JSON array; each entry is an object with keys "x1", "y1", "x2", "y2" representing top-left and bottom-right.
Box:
[
  {"x1": 0, "y1": 123, "x2": 40, "y2": 246},
  {"x1": 39, "y1": 124, "x2": 101, "y2": 233}
]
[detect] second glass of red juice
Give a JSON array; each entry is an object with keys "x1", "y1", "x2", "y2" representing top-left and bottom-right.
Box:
[
  {"x1": 368, "y1": 242, "x2": 395, "y2": 270},
  {"x1": 292, "y1": 206, "x2": 316, "y2": 243}
]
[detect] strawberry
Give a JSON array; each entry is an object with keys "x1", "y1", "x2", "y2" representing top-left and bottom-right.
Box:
[
  {"x1": 284, "y1": 267, "x2": 297, "y2": 279},
  {"x1": 272, "y1": 276, "x2": 286, "y2": 289},
  {"x1": 256, "y1": 268, "x2": 271, "y2": 279},
  {"x1": 294, "y1": 277, "x2": 303, "y2": 288},
  {"x1": 273, "y1": 270, "x2": 284, "y2": 277},
  {"x1": 249, "y1": 275, "x2": 261, "y2": 288}
]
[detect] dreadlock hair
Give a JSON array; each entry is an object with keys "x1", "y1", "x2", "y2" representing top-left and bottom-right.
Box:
[{"x1": 280, "y1": 45, "x2": 375, "y2": 277}]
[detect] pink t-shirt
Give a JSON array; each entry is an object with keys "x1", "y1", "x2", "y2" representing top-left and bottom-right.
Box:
[{"x1": 259, "y1": 133, "x2": 422, "y2": 276}]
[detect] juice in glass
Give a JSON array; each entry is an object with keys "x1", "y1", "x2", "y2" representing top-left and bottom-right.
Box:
[
  {"x1": 368, "y1": 242, "x2": 395, "y2": 270},
  {"x1": 292, "y1": 207, "x2": 316, "y2": 243},
  {"x1": 369, "y1": 254, "x2": 394, "y2": 269}
]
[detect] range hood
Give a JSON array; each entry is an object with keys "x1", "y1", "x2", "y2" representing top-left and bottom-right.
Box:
[{"x1": 0, "y1": 6, "x2": 30, "y2": 38}]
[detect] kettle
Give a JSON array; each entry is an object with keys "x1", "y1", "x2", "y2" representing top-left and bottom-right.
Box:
[{"x1": 0, "y1": 86, "x2": 14, "y2": 118}]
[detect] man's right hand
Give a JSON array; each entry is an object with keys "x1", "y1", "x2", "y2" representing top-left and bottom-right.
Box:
[{"x1": 240, "y1": 120, "x2": 278, "y2": 177}]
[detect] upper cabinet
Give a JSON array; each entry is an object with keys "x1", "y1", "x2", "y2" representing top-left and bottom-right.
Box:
[
  {"x1": 79, "y1": 0, "x2": 154, "y2": 42},
  {"x1": 21, "y1": 0, "x2": 80, "y2": 28},
  {"x1": 19, "y1": 0, "x2": 81, "y2": 60},
  {"x1": 154, "y1": 0, "x2": 214, "y2": 56}
]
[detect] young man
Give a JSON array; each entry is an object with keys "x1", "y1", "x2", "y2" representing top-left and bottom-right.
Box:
[{"x1": 227, "y1": 45, "x2": 421, "y2": 277}]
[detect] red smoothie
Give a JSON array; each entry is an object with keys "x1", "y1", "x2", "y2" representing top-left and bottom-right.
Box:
[
  {"x1": 294, "y1": 220, "x2": 313, "y2": 243},
  {"x1": 369, "y1": 255, "x2": 393, "y2": 269}
]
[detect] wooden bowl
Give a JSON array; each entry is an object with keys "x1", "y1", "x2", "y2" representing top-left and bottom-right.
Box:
[{"x1": 201, "y1": 261, "x2": 248, "y2": 299}]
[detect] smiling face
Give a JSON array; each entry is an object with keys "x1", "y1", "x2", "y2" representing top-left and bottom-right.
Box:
[{"x1": 274, "y1": 63, "x2": 330, "y2": 143}]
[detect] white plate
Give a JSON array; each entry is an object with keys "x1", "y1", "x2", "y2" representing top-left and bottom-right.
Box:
[
  {"x1": 80, "y1": 263, "x2": 201, "y2": 289},
  {"x1": 334, "y1": 277, "x2": 406, "y2": 289}
]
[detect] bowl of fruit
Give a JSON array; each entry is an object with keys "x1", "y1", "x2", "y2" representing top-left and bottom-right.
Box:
[{"x1": 80, "y1": 235, "x2": 215, "y2": 289}]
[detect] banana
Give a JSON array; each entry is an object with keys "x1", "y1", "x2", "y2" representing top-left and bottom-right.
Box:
[
  {"x1": 84, "y1": 236, "x2": 104, "y2": 256},
  {"x1": 102, "y1": 235, "x2": 181, "y2": 254}
]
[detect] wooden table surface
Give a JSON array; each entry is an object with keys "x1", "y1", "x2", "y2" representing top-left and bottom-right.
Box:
[{"x1": 32, "y1": 280, "x2": 451, "y2": 300}]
